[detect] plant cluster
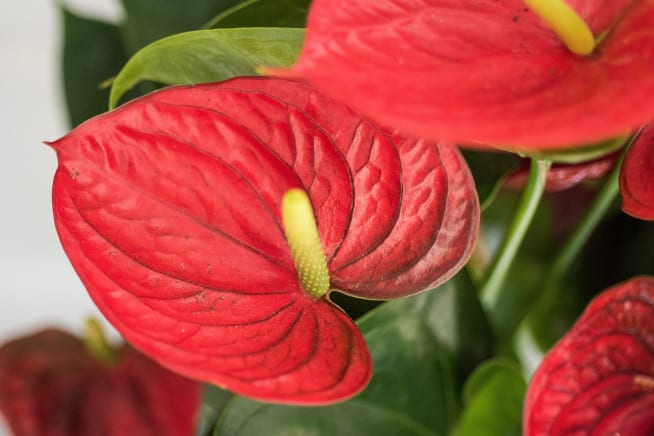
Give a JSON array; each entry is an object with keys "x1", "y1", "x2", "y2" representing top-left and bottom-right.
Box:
[{"x1": 1, "y1": 1, "x2": 653, "y2": 435}]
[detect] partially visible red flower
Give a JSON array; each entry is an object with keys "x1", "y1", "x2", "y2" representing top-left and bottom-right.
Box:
[
  {"x1": 620, "y1": 125, "x2": 654, "y2": 220},
  {"x1": 278, "y1": 0, "x2": 654, "y2": 149},
  {"x1": 505, "y1": 153, "x2": 618, "y2": 192},
  {"x1": 0, "y1": 328, "x2": 200, "y2": 436},
  {"x1": 524, "y1": 276, "x2": 654, "y2": 436},
  {"x1": 49, "y1": 77, "x2": 479, "y2": 404}
]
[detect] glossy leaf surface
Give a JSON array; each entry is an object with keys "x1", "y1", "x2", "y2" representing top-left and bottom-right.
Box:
[
  {"x1": 109, "y1": 28, "x2": 305, "y2": 108},
  {"x1": 0, "y1": 329, "x2": 199, "y2": 436},
  {"x1": 454, "y1": 359, "x2": 526, "y2": 436},
  {"x1": 461, "y1": 149, "x2": 520, "y2": 211},
  {"x1": 62, "y1": 7, "x2": 128, "y2": 127},
  {"x1": 119, "y1": 0, "x2": 241, "y2": 54},
  {"x1": 281, "y1": 0, "x2": 654, "y2": 148},
  {"x1": 214, "y1": 273, "x2": 492, "y2": 435},
  {"x1": 524, "y1": 276, "x2": 654, "y2": 435},
  {"x1": 620, "y1": 125, "x2": 654, "y2": 220},
  {"x1": 51, "y1": 77, "x2": 478, "y2": 404}
]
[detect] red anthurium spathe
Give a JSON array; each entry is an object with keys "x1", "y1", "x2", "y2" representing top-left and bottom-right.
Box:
[
  {"x1": 620, "y1": 125, "x2": 654, "y2": 220},
  {"x1": 49, "y1": 77, "x2": 479, "y2": 404},
  {"x1": 524, "y1": 276, "x2": 654, "y2": 435},
  {"x1": 277, "y1": 0, "x2": 654, "y2": 149},
  {"x1": 0, "y1": 328, "x2": 200, "y2": 436}
]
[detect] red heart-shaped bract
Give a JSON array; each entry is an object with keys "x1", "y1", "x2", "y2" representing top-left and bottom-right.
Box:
[
  {"x1": 278, "y1": 0, "x2": 654, "y2": 149},
  {"x1": 50, "y1": 77, "x2": 479, "y2": 404},
  {"x1": 524, "y1": 276, "x2": 654, "y2": 435},
  {"x1": 620, "y1": 125, "x2": 654, "y2": 220},
  {"x1": 0, "y1": 329, "x2": 200, "y2": 436}
]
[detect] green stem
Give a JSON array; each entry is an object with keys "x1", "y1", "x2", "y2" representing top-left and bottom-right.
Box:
[
  {"x1": 521, "y1": 152, "x2": 622, "y2": 327},
  {"x1": 513, "y1": 152, "x2": 625, "y2": 372},
  {"x1": 551, "y1": 162, "x2": 619, "y2": 286},
  {"x1": 83, "y1": 318, "x2": 120, "y2": 364},
  {"x1": 480, "y1": 159, "x2": 552, "y2": 311}
]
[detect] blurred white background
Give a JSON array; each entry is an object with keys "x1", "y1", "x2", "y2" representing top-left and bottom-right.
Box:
[
  {"x1": 0, "y1": 0, "x2": 125, "y2": 424},
  {"x1": 0, "y1": 2, "x2": 207, "y2": 432}
]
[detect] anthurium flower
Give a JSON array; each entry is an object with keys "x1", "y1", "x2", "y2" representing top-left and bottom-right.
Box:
[
  {"x1": 505, "y1": 153, "x2": 618, "y2": 192},
  {"x1": 524, "y1": 276, "x2": 654, "y2": 435},
  {"x1": 277, "y1": 0, "x2": 654, "y2": 149},
  {"x1": 49, "y1": 77, "x2": 479, "y2": 404},
  {"x1": 0, "y1": 327, "x2": 200, "y2": 436},
  {"x1": 620, "y1": 125, "x2": 654, "y2": 220}
]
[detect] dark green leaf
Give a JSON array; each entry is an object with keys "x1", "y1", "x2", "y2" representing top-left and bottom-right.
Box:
[
  {"x1": 212, "y1": 272, "x2": 492, "y2": 436},
  {"x1": 205, "y1": 0, "x2": 312, "y2": 28},
  {"x1": 198, "y1": 385, "x2": 234, "y2": 436},
  {"x1": 453, "y1": 359, "x2": 526, "y2": 436},
  {"x1": 525, "y1": 280, "x2": 580, "y2": 351},
  {"x1": 61, "y1": 8, "x2": 128, "y2": 127},
  {"x1": 109, "y1": 27, "x2": 305, "y2": 108},
  {"x1": 204, "y1": 384, "x2": 234, "y2": 415},
  {"x1": 461, "y1": 149, "x2": 520, "y2": 211},
  {"x1": 119, "y1": 0, "x2": 243, "y2": 54}
]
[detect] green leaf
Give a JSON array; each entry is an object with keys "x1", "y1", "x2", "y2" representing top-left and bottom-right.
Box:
[
  {"x1": 519, "y1": 135, "x2": 627, "y2": 164},
  {"x1": 119, "y1": 0, "x2": 243, "y2": 54},
  {"x1": 461, "y1": 150, "x2": 520, "y2": 211},
  {"x1": 525, "y1": 279, "x2": 581, "y2": 351},
  {"x1": 198, "y1": 385, "x2": 234, "y2": 436},
  {"x1": 109, "y1": 27, "x2": 305, "y2": 108},
  {"x1": 212, "y1": 272, "x2": 492, "y2": 436},
  {"x1": 205, "y1": 0, "x2": 312, "y2": 28},
  {"x1": 61, "y1": 7, "x2": 128, "y2": 127},
  {"x1": 453, "y1": 359, "x2": 526, "y2": 436}
]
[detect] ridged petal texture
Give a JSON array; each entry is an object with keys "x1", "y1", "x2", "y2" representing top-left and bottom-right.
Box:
[
  {"x1": 50, "y1": 77, "x2": 479, "y2": 404},
  {"x1": 0, "y1": 329, "x2": 200, "y2": 436},
  {"x1": 282, "y1": 0, "x2": 654, "y2": 148},
  {"x1": 524, "y1": 276, "x2": 654, "y2": 435},
  {"x1": 620, "y1": 125, "x2": 654, "y2": 220}
]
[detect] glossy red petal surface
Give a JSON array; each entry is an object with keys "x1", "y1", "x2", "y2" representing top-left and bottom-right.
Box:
[
  {"x1": 620, "y1": 125, "x2": 654, "y2": 220},
  {"x1": 524, "y1": 276, "x2": 654, "y2": 436},
  {"x1": 0, "y1": 329, "x2": 199, "y2": 436},
  {"x1": 281, "y1": 0, "x2": 654, "y2": 148},
  {"x1": 51, "y1": 77, "x2": 478, "y2": 403}
]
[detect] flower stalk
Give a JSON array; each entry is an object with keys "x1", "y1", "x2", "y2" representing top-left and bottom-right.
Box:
[
  {"x1": 83, "y1": 318, "x2": 119, "y2": 365},
  {"x1": 480, "y1": 159, "x2": 551, "y2": 311},
  {"x1": 518, "y1": 149, "x2": 624, "y2": 337}
]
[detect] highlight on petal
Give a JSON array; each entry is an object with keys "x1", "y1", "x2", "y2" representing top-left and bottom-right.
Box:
[
  {"x1": 0, "y1": 329, "x2": 200, "y2": 436},
  {"x1": 524, "y1": 276, "x2": 654, "y2": 436},
  {"x1": 278, "y1": 0, "x2": 654, "y2": 148},
  {"x1": 620, "y1": 125, "x2": 654, "y2": 220},
  {"x1": 49, "y1": 77, "x2": 478, "y2": 404}
]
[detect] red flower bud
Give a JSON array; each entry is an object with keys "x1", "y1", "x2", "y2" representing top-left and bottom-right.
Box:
[{"x1": 0, "y1": 329, "x2": 200, "y2": 436}]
